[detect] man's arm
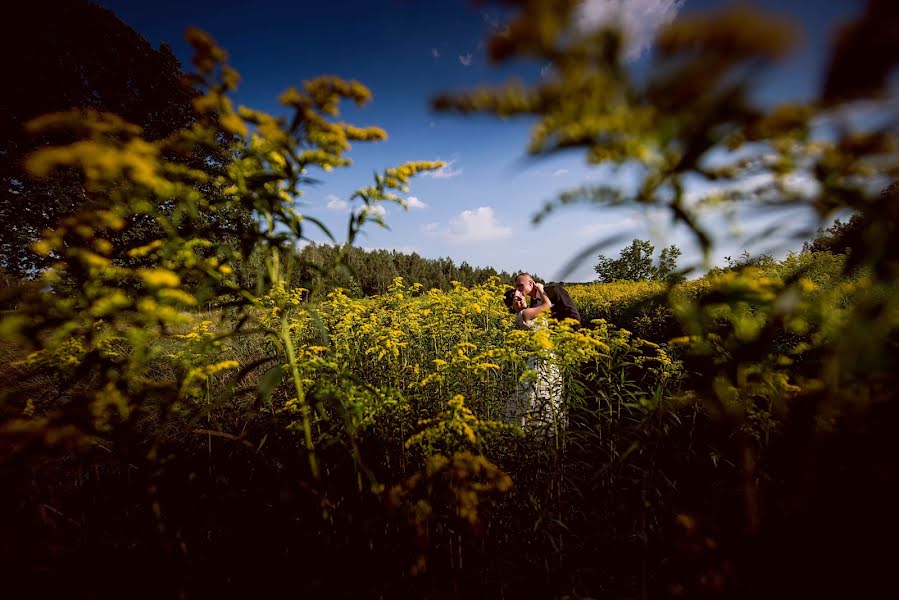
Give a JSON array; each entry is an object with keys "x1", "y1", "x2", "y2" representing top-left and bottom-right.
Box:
[{"x1": 521, "y1": 282, "x2": 552, "y2": 323}]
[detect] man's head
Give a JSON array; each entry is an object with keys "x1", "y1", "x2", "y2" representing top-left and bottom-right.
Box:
[{"x1": 515, "y1": 272, "x2": 536, "y2": 298}]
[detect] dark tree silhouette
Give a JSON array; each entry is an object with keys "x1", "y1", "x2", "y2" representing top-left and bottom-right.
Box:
[{"x1": 0, "y1": 0, "x2": 247, "y2": 276}]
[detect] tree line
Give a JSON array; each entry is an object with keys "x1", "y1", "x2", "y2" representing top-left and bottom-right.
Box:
[{"x1": 228, "y1": 243, "x2": 514, "y2": 298}]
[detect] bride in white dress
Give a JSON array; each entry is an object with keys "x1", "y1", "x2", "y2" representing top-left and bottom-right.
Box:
[{"x1": 502, "y1": 282, "x2": 564, "y2": 438}]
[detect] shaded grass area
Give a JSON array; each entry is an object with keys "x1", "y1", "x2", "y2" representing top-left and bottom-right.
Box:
[{"x1": 4, "y1": 354, "x2": 898, "y2": 599}]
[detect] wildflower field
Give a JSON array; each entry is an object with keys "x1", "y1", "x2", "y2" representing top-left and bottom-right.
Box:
[{"x1": 2, "y1": 1, "x2": 898, "y2": 598}]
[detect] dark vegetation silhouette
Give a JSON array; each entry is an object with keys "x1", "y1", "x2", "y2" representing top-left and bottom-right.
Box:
[{"x1": 0, "y1": 0, "x2": 252, "y2": 278}]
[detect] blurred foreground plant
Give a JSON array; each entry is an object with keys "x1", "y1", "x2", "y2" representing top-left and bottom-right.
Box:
[
  {"x1": 0, "y1": 28, "x2": 442, "y2": 478},
  {"x1": 435, "y1": 0, "x2": 898, "y2": 594}
]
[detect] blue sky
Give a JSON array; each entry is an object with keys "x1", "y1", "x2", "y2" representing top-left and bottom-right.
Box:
[{"x1": 100, "y1": 0, "x2": 865, "y2": 282}]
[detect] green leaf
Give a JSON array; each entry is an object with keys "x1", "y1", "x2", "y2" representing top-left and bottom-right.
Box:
[
  {"x1": 256, "y1": 433, "x2": 269, "y2": 454},
  {"x1": 257, "y1": 365, "x2": 284, "y2": 405}
]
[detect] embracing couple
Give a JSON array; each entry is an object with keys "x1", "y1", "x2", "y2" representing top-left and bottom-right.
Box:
[
  {"x1": 501, "y1": 273, "x2": 581, "y2": 437},
  {"x1": 503, "y1": 273, "x2": 581, "y2": 332}
]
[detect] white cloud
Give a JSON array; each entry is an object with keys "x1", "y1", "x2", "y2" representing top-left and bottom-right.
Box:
[
  {"x1": 422, "y1": 222, "x2": 440, "y2": 233},
  {"x1": 404, "y1": 196, "x2": 428, "y2": 210},
  {"x1": 432, "y1": 47, "x2": 440, "y2": 59},
  {"x1": 423, "y1": 159, "x2": 463, "y2": 179},
  {"x1": 552, "y1": 168, "x2": 569, "y2": 176},
  {"x1": 459, "y1": 53, "x2": 473, "y2": 67},
  {"x1": 445, "y1": 206, "x2": 513, "y2": 242},
  {"x1": 783, "y1": 172, "x2": 821, "y2": 198},
  {"x1": 352, "y1": 204, "x2": 387, "y2": 221},
  {"x1": 326, "y1": 194, "x2": 348, "y2": 211},
  {"x1": 577, "y1": 0, "x2": 685, "y2": 61},
  {"x1": 359, "y1": 204, "x2": 387, "y2": 218}
]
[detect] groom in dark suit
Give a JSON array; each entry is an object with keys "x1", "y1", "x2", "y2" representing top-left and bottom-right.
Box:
[{"x1": 514, "y1": 272, "x2": 582, "y2": 329}]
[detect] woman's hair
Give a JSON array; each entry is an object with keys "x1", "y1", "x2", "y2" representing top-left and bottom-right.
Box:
[{"x1": 503, "y1": 288, "x2": 516, "y2": 313}]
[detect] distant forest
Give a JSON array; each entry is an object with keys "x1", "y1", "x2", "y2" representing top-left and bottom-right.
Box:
[{"x1": 277, "y1": 243, "x2": 517, "y2": 297}]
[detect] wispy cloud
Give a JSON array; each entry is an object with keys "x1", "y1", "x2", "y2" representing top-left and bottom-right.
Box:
[
  {"x1": 685, "y1": 171, "x2": 821, "y2": 206},
  {"x1": 482, "y1": 10, "x2": 510, "y2": 37},
  {"x1": 459, "y1": 53, "x2": 473, "y2": 67},
  {"x1": 325, "y1": 194, "x2": 348, "y2": 212},
  {"x1": 577, "y1": 0, "x2": 685, "y2": 61},
  {"x1": 423, "y1": 159, "x2": 463, "y2": 179},
  {"x1": 404, "y1": 196, "x2": 428, "y2": 210},
  {"x1": 443, "y1": 206, "x2": 513, "y2": 242},
  {"x1": 577, "y1": 217, "x2": 639, "y2": 238},
  {"x1": 482, "y1": 11, "x2": 500, "y2": 30},
  {"x1": 552, "y1": 168, "x2": 569, "y2": 176},
  {"x1": 432, "y1": 47, "x2": 440, "y2": 59},
  {"x1": 422, "y1": 222, "x2": 440, "y2": 233}
]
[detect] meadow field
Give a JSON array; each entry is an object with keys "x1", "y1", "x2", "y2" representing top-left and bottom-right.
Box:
[{"x1": 2, "y1": 1, "x2": 897, "y2": 598}]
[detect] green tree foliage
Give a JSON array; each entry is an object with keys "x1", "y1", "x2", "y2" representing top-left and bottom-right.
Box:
[
  {"x1": 803, "y1": 215, "x2": 862, "y2": 255},
  {"x1": 594, "y1": 238, "x2": 683, "y2": 282},
  {"x1": 293, "y1": 242, "x2": 513, "y2": 297},
  {"x1": 656, "y1": 244, "x2": 683, "y2": 282},
  {"x1": 798, "y1": 185, "x2": 899, "y2": 264},
  {"x1": 0, "y1": 0, "x2": 252, "y2": 277},
  {"x1": 594, "y1": 238, "x2": 654, "y2": 281},
  {"x1": 709, "y1": 249, "x2": 779, "y2": 275}
]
